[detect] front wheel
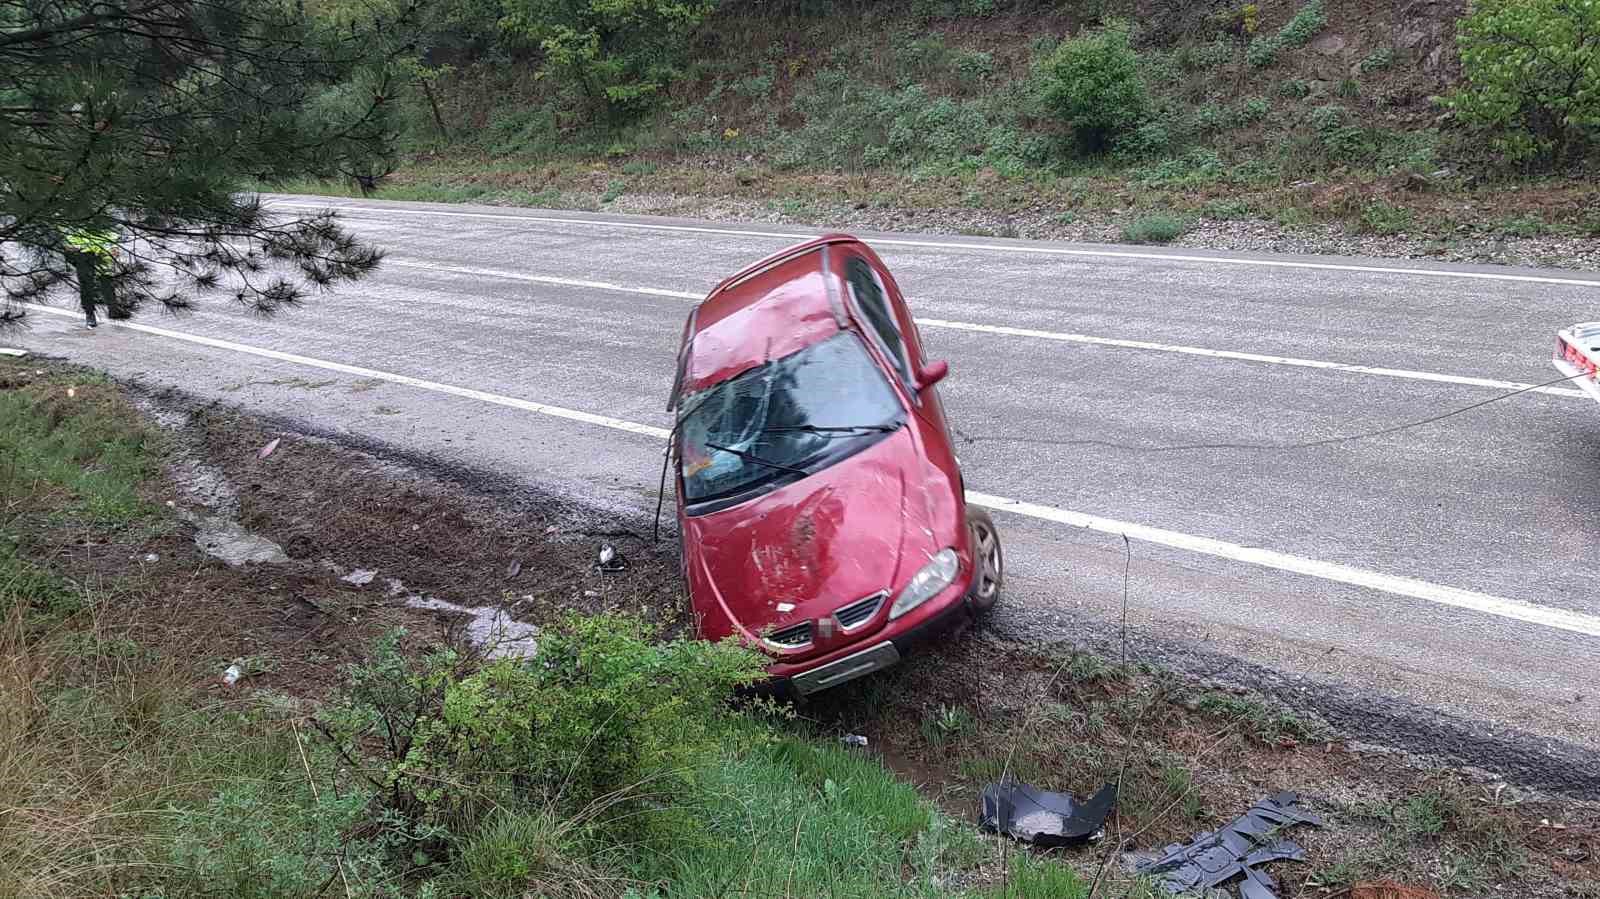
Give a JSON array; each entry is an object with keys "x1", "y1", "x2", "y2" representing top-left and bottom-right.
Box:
[{"x1": 965, "y1": 508, "x2": 1003, "y2": 614}]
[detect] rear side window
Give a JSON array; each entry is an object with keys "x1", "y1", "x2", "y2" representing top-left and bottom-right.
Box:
[{"x1": 845, "y1": 257, "x2": 910, "y2": 384}]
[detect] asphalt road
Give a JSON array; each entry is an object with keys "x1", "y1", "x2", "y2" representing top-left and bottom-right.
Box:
[{"x1": 12, "y1": 196, "x2": 1600, "y2": 781}]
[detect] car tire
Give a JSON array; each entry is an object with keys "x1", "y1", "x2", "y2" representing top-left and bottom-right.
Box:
[{"x1": 965, "y1": 508, "x2": 1003, "y2": 614}]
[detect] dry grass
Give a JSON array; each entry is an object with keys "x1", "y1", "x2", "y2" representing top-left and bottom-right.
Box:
[{"x1": 3, "y1": 607, "x2": 198, "y2": 895}]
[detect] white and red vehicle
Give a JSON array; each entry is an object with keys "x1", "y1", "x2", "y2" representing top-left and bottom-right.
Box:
[{"x1": 1554, "y1": 323, "x2": 1600, "y2": 403}]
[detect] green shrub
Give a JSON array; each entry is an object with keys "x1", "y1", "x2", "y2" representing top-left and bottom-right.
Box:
[
  {"x1": 1375, "y1": 128, "x2": 1440, "y2": 174},
  {"x1": 956, "y1": 49, "x2": 997, "y2": 81},
  {"x1": 1279, "y1": 77, "x2": 1312, "y2": 99},
  {"x1": 1176, "y1": 38, "x2": 1235, "y2": 71},
  {"x1": 319, "y1": 620, "x2": 766, "y2": 861},
  {"x1": 914, "y1": 0, "x2": 999, "y2": 20},
  {"x1": 168, "y1": 780, "x2": 389, "y2": 899},
  {"x1": 1141, "y1": 49, "x2": 1182, "y2": 85},
  {"x1": 733, "y1": 71, "x2": 774, "y2": 99},
  {"x1": 1114, "y1": 121, "x2": 1172, "y2": 158},
  {"x1": 1278, "y1": 0, "x2": 1328, "y2": 48},
  {"x1": 480, "y1": 105, "x2": 561, "y2": 155},
  {"x1": 1192, "y1": 102, "x2": 1229, "y2": 132},
  {"x1": 773, "y1": 74, "x2": 1000, "y2": 170},
  {"x1": 1498, "y1": 215, "x2": 1548, "y2": 237},
  {"x1": 1230, "y1": 157, "x2": 1280, "y2": 183},
  {"x1": 1134, "y1": 148, "x2": 1225, "y2": 187},
  {"x1": 1447, "y1": 0, "x2": 1600, "y2": 163},
  {"x1": 1246, "y1": 0, "x2": 1327, "y2": 68},
  {"x1": 1359, "y1": 47, "x2": 1396, "y2": 73},
  {"x1": 497, "y1": 0, "x2": 716, "y2": 117},
  {"x1": 1035, "y1": 21, "x2": 1149, "y2": 153},
  {"x1": 1202, "y1": 198, "x2": 1253, "y2": 220},
  {"x1": 1310, "y1": 104, "x2": 1374, "y2": 161},
  {"x1": 1122, "y1": 212, "x2": 1189, "y2": 244},
  {"x1": 1233, "y1": 97, "x2": 1270, "y2": 125},
  {"x1": 1359, "y1": 200, "x2": 1414, "y2": 235}
]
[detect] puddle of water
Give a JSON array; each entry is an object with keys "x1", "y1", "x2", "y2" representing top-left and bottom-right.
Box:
[
  {"x1": 141, "y1": 400, "x2": 290, "y2": 567},
  {"x1": 406, "y1": 595, "x2": 541, "y2": 660}
]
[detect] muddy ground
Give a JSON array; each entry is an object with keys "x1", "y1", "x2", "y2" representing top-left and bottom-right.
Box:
[{"x1": 13, "y1": 362, "x2": 1598, "y2": 898}]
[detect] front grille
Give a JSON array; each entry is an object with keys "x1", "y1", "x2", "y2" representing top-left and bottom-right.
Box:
[
  {"x1": 834, "y1": 591, "x2": 886, "y2": 631},
  {"x1": 764, "y1": 621, "x2": 812, "y2": 650}
]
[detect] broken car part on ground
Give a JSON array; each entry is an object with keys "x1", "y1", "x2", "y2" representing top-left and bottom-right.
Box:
[
  {"x1": 666, "y1": 235, "x2": 1004, "y2": 696},
  {"x1": 1131, "y1": 791, "x2": 1324, "y2": 899},
  {"x1": 979, "y1": 781, "x2": 1118, "y2": 848}
]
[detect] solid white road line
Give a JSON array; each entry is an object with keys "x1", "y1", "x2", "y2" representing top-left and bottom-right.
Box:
[
  {"x1": 916, "y1": 318, "x2": 1587, "y2": 399},
  {"x1": 23, "y1": 304, "x2": 669, "y2": 440},
  {"x1": 390, "y1": 260, "x2": 701, "y2": 300},
  {"x1": 395, "y1": 258, "x2": 1587, "y2": 399},
  {"x1": 966, "y1": 492, "x2": 1600, "y2": 639},
  {"x1": 274, "y1": 197, "x2": 1600, "y2": 289},
  {"x1": 25, "y1": 302, "x2": 1600, "y2": 639}
]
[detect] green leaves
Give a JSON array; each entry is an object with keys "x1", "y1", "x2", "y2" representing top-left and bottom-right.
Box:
[
  {"x1": 1, "y1": 1, "x2": 416, "y2": 324},
  {"x1": 498, "y1": 0, "x2": 716, "y2": 117},
  {"x1": 1446, "y1": 0, "x2": 1600, "y2": 163},
  {"x1": 1245, "y1": 0, "x2": 1327, "y2": 68},
  {"x1": 1035, "y1": 21, "x2": 1150, "y2": 154},
  {"x1": 321, "y1": 617, "x2": 766, "y2": 863}
]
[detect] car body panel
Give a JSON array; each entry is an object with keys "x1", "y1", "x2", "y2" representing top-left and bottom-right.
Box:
[
  {"x1": 673, "y1": 235, "x2": 978, "y2": 691},
  {"x1": 681, "y1": 258, "x2": 843, "y2": 395}
]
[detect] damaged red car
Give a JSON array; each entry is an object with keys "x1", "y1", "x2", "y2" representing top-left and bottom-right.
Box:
[{"x1": 667, "y1": 235, "x2": 1003, "y2": 696}]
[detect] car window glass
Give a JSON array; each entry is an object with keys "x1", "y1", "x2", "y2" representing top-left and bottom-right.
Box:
[
  {"x1": 678, "y1": 332, "x2": 903, "y2": 506},
  {"x1": 845, "y1": 257, "x2": 910, "y2": 384}
]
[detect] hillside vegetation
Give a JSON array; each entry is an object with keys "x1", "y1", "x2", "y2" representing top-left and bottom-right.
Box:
[{"x1": 299, "y1": 0, "x2": 1600, "y2": 244}]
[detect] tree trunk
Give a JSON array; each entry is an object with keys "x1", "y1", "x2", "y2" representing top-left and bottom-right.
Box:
[{"x1": 418, "y1": 77, "x2": 449, "y2": 141}]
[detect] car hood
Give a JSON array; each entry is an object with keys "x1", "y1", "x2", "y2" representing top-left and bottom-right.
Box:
[{"x1": 684, "y1": 430, "x2": 941, "y2": 647}]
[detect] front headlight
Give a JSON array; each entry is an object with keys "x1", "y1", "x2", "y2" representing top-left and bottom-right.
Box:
[{"x1": 889, "y1": 549, "x2": 959, "y2": 620}]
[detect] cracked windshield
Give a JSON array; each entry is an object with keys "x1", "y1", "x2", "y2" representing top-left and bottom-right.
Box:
[{"x1": 678, "y1": 332, "x2": 903, "y2": 504}]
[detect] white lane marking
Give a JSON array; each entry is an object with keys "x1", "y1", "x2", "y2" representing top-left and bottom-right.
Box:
[
  {"x1": 395, "y1": 259, "x2": 1586, "y2": 400},
  {"x1": 22, "y1": 303, "x2": 670, "y2": 440},
  {"x1": 273, "y1": 197, "x2": 1600, "y2": 289},
  {"x1": 24, "y1": 301, "x2": 1600, "y2": 639},
  {"x1": 391, "y1": 260, "x2": 701, "y2": 300},
  {"x1": 966, "y1": 492, "x2": 1600, "y2": 639},
  {"x1": 918, "y1": 318, "x2": 1587, "y2": 399}
]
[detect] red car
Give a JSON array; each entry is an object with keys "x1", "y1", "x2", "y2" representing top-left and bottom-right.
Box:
[{"x1": 668, "y1": 235, "x2": 1003, "y2": 696}]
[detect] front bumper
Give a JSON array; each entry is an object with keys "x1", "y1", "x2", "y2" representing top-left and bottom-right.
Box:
[{"x1": 771, "y1": 580, "x2": 973, "y2": 696}]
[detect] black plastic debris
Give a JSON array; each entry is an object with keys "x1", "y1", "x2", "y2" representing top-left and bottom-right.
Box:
[
  {"x1": 1132, "y1": 791, "x2": 1323, "y2": 899},
  {"x1": 979, "y1": 781, "x2": 1117, "y2": 848}
]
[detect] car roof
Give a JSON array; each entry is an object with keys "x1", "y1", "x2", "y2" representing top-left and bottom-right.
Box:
[{"x1": 677, "y1": 236, "x2": 862, "y2": 397}]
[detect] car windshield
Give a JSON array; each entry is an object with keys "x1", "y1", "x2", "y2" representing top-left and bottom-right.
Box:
[{"x1": 678, "y1": 332, "x2": 904, "y2": 507}]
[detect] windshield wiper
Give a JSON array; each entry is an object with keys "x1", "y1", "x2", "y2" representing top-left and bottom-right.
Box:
[
  {"x1": 704, "y1": 442, "x2": 810, "y2": 476},
  {"x1": 758, "y1": 423, "x2": 901, "y2": 436}
]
